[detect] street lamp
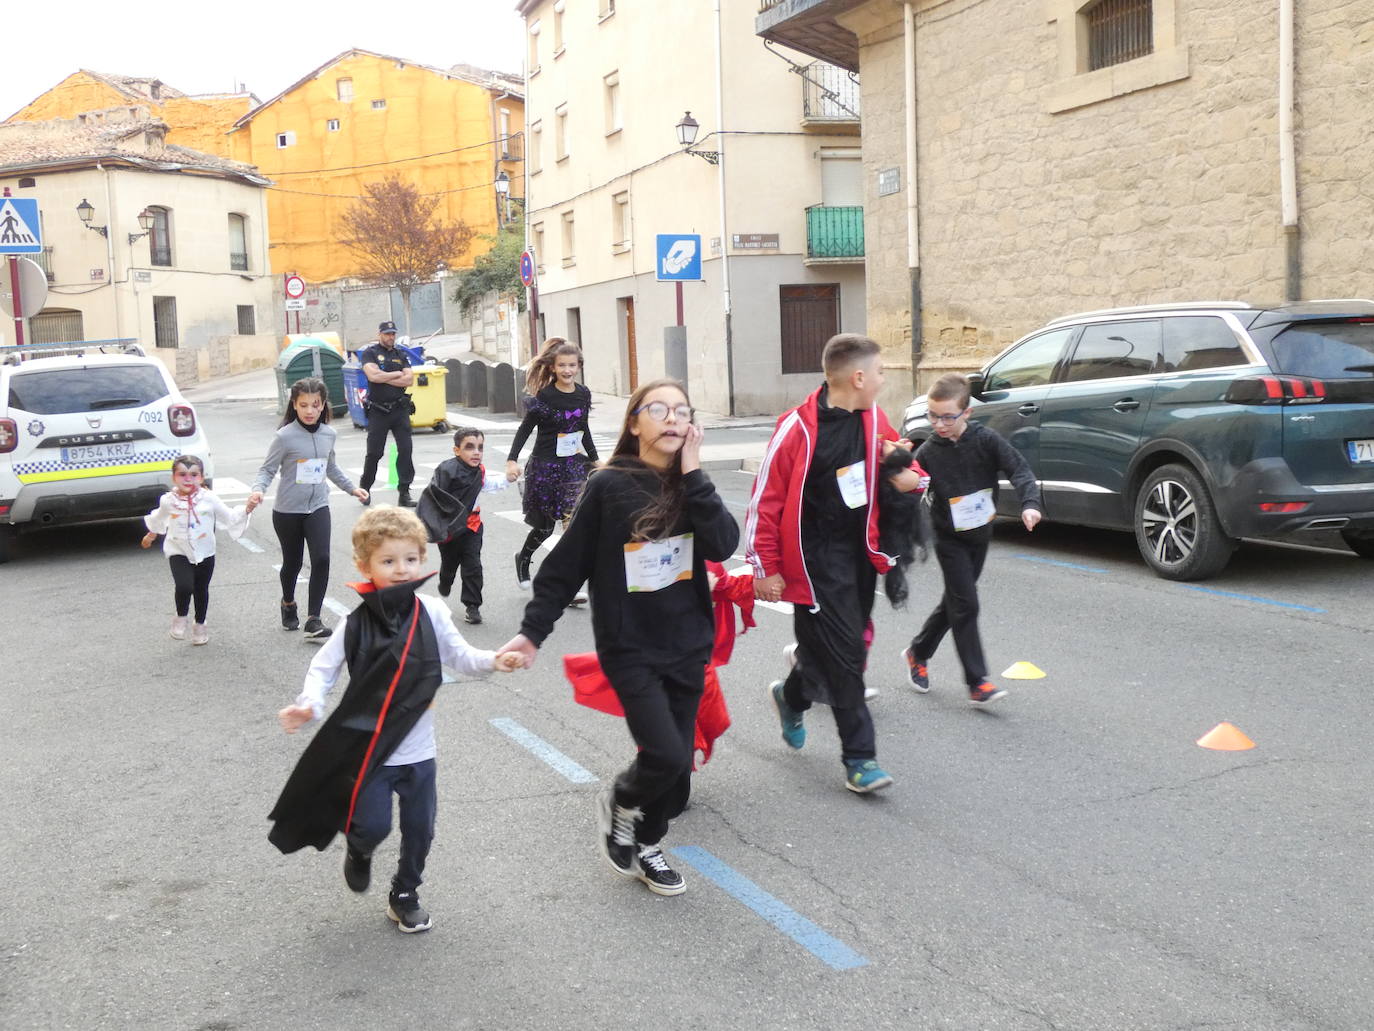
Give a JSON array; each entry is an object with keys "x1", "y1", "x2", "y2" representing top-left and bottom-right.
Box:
[
  {"x1": 76, "y1": 198, "x2": 107, "y2": 237},
  {"x1": 494, "y1": 170, "x2": 511, "y2": 226},
  {"x1": 127, "y1": 208, "x2": 156, "y2": 246},
  {"x1": 675, "y1": 111, "x2": 719, "y2": 164}
]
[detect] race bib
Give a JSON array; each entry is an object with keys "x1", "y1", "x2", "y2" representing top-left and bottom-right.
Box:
[
  {"x1": 623, "y1": 533, "x2": 694, "y2": 593},
  {"x1": 836, "y1": 461, "x2": 867, "y2": 509},
  {"x1": 556, "y1": 432, "x2": 584, "y2": 458},
  {"x1": 295, "y1": 458, "x2": 327, "y2": 485},
  {"x1": 949, "y1": 487, "x2": 996, "y2": 531}
]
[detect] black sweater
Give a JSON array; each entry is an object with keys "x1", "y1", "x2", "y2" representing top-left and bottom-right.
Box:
[
  {"x1": 518, "y1": 463, "x2": 740, "y2": 668},
  {"x1": 915, "y1": 421, "x2": 1041, "y2": 538},
  {"x1": 507, "y1": 383, "x2": 599, "y2": 462}
]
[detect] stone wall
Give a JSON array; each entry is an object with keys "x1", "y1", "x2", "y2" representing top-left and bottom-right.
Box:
[{"x1": 161, "y1": 334, "x2": 277, "y2": 388}]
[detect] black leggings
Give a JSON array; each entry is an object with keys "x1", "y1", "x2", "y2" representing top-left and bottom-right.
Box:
[
  {"x1": 169, "y1": 555, "x2": 215, "y2": 623},
  {"x1": 273, "y1": 507, "x2": 331, "y2": 617},
  {"x1": 518, "y1": 525, "x2": 554, "y2": 564}
]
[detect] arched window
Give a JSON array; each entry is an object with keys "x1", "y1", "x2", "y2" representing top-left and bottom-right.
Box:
[
  {"x1": 228, "y1": 213, "x2": 248, "y2": 271},
  {"x1": 148, "y1": 206, "x2": 172, "y2": 267}
]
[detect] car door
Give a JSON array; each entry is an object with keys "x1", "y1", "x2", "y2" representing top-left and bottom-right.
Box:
[
  {"x1": 969, "y1": 326, "x2": 1077, "y2": 516},
  {"x1": 1038, "y1": 319, "x2": 1162, "y2": 528}
]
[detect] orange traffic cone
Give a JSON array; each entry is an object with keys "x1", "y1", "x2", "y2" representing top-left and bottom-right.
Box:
[{"x1": 1196, "y1": 722, "x2": 1256, "y2": 751}]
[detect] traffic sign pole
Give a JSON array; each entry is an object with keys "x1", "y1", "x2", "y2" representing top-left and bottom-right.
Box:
[{"x1": 7, "y1": 255, "x2": 24, "y2": 349}]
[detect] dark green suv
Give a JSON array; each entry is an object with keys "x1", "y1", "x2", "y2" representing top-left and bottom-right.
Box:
[{"x1": 900, "y1": 301, "x2": 1374, "y2": 580}]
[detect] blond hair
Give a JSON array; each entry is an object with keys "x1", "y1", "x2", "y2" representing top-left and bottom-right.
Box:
[{"x1": 352, "y1": 506, "x2": 428, "y2": 565}]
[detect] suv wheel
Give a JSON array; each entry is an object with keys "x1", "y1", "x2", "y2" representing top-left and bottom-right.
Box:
[
  {"x1": 0, "y1": 525, "x2": 14, "y2": 564},
  {"x1": 1340, "y1": 529, "x2": 1374, "y2": 560},
  {"x1": 1133, "y1": 464, "x2": 1236, "y2": 581}
]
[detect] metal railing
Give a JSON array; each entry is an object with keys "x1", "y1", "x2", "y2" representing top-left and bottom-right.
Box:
[
  {"x1": 230, "y1": 250, "x2": 248, "y2": 271},
  {"x1": 805, "y1": 205, "x2": 864, "y2": 259},
  {"x1": 29, "y1": 246, "x2": 55, "y2": 282},
  {"x1": 802, "y1": 62, "x2": 860, "y2": 121},
  {"x1": 1087, "y1": 0, "x2": 1153, "y2": 71}
]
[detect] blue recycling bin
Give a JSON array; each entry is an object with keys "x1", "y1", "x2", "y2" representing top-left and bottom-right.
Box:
[{"x1": 343, "y1": 362, "x2": 370, "y2": 430}]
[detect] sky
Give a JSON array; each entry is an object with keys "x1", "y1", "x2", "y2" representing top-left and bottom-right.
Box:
[{"x1": 1, "y1": 0, "x2": 525, "y2": 121}]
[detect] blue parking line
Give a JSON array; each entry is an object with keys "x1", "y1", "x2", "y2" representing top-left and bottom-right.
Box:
[
  {"x1": 488, "y1": 717, "x2": 598, "y2": 783},
  {"x1": 1179, "y1": 585, "x2": 1326, "y2": 613},
  {"x1": 670, "y1": 846, "x2": 869, "y2": 971},
  {"x1": 1015, "y1": 554, "x2": 1107, "y2": 574}
]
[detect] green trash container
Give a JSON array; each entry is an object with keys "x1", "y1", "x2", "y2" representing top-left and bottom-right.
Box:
[{"x1": 275, "y1": 341, "x2": 347, "y2": 416}]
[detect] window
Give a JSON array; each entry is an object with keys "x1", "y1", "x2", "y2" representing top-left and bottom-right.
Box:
[
  {"x1": 148, "y1": 206, "x2": 172, "y2": 267},
  {"x1": 227, "y1": 213, "x2": 248, "y2": 271},
  {"x1": 326, "y1": 118, "x2": 340, "y2": 132},
  {"x1": 779, "y1": 285, "x2": 840, "y2": 374},
  {"x1": 275, "y1": 131, "x2": 295, "y2": 148},
  {"x1": 1270, "y1": 322, "x2": 1374, "y2": 380},
  {"x1": 1086, "y1": 0, "x2": 1153, "y2": 70},
  {"x1": 532, "y1": 222, "x2": 545, "y2": 271},
  {"x1": 371, "y1": 99, "x2": 386, "y2": 110},
  {"x1": 1063, "y1": 321, "x2": 1160, "y2": 382},
  {"x1": 553, "y1": 1, "x2": 565, "y2": 53},
  {"x1": 555, "y1": 104, "x2": 569, "y2": 161},
  {"x1": 560, "y1": 210, "x2": 575, "y2": 267},
  {"x1": 1160, "y1": 317, "x2": 1247, "y2": 372},
  {"x1": 8, "y1": 363, "x2": 166, "y2": 413},
  {"x1": 499, "y1": 108, "x2": 512, "y2": 151},
  {"x1": 236, "y1": 305, "x2": 256, "y2": 335},
  {"x1": 567, "y1": 306, "x2": 582, "y2": 345},
  {"x1": 984, "y1": 328, "x2": 1075, "y2": 391},
  {"x1": 612, "y1": 192, "x2": 630, "y2": 250},
  {"x1": 1045, "y1": 0, "x2": 1186, "y2": 113},
  {"x1": 336, "y1": 78, "x2": 354, "y2": 102},
  {"x1": 25, "y1": 308, "x2": 84, "y2": 347},
  {"x1": 528, "y1": 19, "x2": 541, "y2": 74},
  {"x1": 17, "y1": 177, "x2": 35, "y2": 188},
  {"x1": 604, "y1": 72, "x2": 621, "y2": 134},
  {"x1": 529, "y1": 121, "x2": 543, "y2": 174},
  {"x1": 152, "y1": 296, "x2": 179, "y2": 349}
]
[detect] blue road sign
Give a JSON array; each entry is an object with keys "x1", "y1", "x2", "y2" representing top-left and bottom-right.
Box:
[
  {"x1": 656, "y1": 234, "x2": 702, "y2": 282},
  {"x1": 519, "y1": 249, "x2": 536, "y2": 287},
  {"x1": 0, "y1": 198, "x2": 42, "y2": 254}
]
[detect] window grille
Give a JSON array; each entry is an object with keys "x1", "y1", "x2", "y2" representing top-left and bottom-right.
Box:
[
  {"x1": 153, "y1": 296, "x2": 179, "y2": 349},
  {"x1": 1086, "y1": 0, "x2": 1153, "y2": 71}
]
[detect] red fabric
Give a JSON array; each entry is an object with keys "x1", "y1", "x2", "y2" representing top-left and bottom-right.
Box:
[{"x1": 708, "y1": 560, "x2": 756, "y2": 666}]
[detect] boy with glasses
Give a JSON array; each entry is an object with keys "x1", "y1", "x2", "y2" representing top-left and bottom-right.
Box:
[{"x1": 904, "y1": 373, "x2": 1041, "y2": 705}]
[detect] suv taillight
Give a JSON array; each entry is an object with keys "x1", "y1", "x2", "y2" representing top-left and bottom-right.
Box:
[
  {"x1": 169, "y1": 404, "x2": 196, "y2": 437},
  {"x1": 1225, "y1": 375, "x2": 1327, "y2": 406},
  {"x1": 0, "y1": 418, "x2": 16, "y2": 454}
]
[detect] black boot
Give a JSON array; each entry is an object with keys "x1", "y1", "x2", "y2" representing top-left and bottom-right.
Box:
[
  {"x1": 514, "y1": 549, "x2": 533, "y2": 589},
  {"x1": 397, "y1": 486, "x2": 416, "y2": 508}
]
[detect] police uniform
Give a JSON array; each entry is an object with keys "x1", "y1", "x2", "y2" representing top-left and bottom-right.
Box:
[{"x1": 357, "y1": 321, "x2": 416, "y2": 503}]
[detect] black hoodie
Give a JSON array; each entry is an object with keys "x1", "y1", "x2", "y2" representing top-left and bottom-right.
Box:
[{"x1": 914, "y1": 421, "x2": 1041, "y2": 540}]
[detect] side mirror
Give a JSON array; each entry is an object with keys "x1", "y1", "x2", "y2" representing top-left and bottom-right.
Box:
[{"x1": 966, "y1": 371, "x2": 986, "y2": 400}]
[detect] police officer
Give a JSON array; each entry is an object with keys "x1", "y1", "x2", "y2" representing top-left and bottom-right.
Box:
[{"x1": 358, "y1": 320, "x2": 417, "y2": 506}]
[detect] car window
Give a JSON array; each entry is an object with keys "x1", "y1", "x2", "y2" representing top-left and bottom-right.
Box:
[
  {"x1": 983, "y1": 328, "x2": 1074, "y2": 391},
  {"x1": 1269, "y1": 321, "x2": 1374, "y2": 379},
  {"x1": 7, "y1": 366, "x2": 169, "y2": 415},
  {"x1": 1160, "y1": 316, "x2": 1248, "y2": 372},
  {"x1": 1063, "y1": 321, "x2": 1160, "y2": 382}
]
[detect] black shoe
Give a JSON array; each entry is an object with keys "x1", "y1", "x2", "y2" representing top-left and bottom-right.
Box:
[
  {"x1": 343, "y1": 847, "x2": 371, "y2": 893},
  {"x1": 386, "y1": 891, "x2": 432, "y2": 933},
  {"x1": 596, "y1": 789, "x2": 639, "y2": 877},
  {"x1": 303, "y1": 616, "x2": 332, "y2": 641},
  {"x1": 634, "y1": 844, "x2": 686, "y2": 896},
  {"x1": 359, "y1": 489, "x2": 372, "y2": 507},
  {"x1": 280, "y1": 601, "x2": 299, "y2": 632},
  {"x1": 397, "y1": 488, "x2": 416, "y2": 508},
  {"x1": 514, "y1": 551, "x2": 532, "y2": 590},
  {"x1": 437, "y1": 579, "x2": 452, "y2": 597},
  {"x1": 464, "y1": 606, "x2": 482, "y2": 625}
]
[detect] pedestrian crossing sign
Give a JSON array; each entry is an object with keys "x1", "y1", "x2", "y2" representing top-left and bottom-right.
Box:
[{"x1": 0, "y1": 198, "x2": 42, "y2": 253}]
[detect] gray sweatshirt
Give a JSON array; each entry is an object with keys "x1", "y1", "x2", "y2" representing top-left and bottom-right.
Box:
[{"x1": 251, "y1": 420, "x2": 356, "y2": 514}]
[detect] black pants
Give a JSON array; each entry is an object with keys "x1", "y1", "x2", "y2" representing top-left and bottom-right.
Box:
[
  {"x1": 168, "y1": 555, "x2": 214, "y2": 623},
  {"x1": 346, "y1": 759, "x2": 436, "y2": 896},
  {"x1": 911, "y1": 532, "x2": 991, "y2": 687},
  {"x1": 360, "y1": 402, "x2": 415, "y2": 491},
  {"x1": 606, "y1": 658, "x2": 704, "y2": 847},
  {"x1": 782, "y1": 670, "x2": 877, "y2": 762},
  {"x1": 437, "y1": 525, "x2": 483, "y2": 609},
  {"x1": 273, "y1": 507, "x2": 331, "y2": 618}
]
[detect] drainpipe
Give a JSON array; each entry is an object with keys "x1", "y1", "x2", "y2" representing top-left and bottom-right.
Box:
[
  {"x1": 714, "y1": 0, "x2": 736, "y2": 415},
  {"x1": 904, "y1": 2, "x2": 922, "y2": 392},
  {"x1": 98, "y1": 161, "x2": 122, "y2": 337},
  {"x1": 1278, "y1": 0, "x2": 1299, "y2": 301}
]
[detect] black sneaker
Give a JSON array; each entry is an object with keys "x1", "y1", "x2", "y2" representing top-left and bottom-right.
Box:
[
  {"x1": 280, "y1": 601, "x2": 299, "y2": 632},
  {"x1": 303, "y1": 616, "x2": 332, "y2": 641},
  {"x1": 397, "y1": 489, "x2": 416, "y2": 508},
  {"x1": 386, "y1": 891, "x2": 432, "y2": 933},
  {"x1": 464, "y1": 606, "x2": 482, "y2": 625},
  {"x1": 514, "y1": 551, "x2": 532, "y2": 590},
  {"x1": 596, "y1": 789, "x2": 640, "y2": 877},
  {"x1": 343, "y1": 847, "x2": 371, "y2": 893},
  {"x1": 634, "y1": 844, "x2": 686, "y2": 896},
  {"x1": 902, "y1": 647, "x2": 930, "y2": 693},
  {"x1": 437, "y1": 579, "x2": 453, "y2": 598}
]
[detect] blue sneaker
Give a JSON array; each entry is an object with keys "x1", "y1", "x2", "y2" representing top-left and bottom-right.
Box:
[
  {"x1": 769, "y1": 680, "x2": 805, "y2": 750},
  {"x1": 843, "y1": 759, "x2": 893, "y2": 794}
]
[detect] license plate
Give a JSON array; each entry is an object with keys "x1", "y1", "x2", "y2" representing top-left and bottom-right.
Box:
[
  {"x1": 1349, "y1": 439, "x2": 1374, "y2": 464},
  {"x1": 61, "y1": 443, "x2": 137, "y2": 464}
]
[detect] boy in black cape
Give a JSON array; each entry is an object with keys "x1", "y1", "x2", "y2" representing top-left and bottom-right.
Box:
[
  {"x1": 269, "y1": 506, "x2": 522, "y2": 932},
  {"x1": 417, "y1": 427, "x2": 495, "y2": 626}
]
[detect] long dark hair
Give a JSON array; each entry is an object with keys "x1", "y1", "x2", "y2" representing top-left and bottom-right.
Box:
[
  {"x1": 524, "y1": 338, "x2": 582, "y2": 395},
  {"x1": 604, "y1": 378, "x2": 690, "y2": 541},
  {"x1": 279, "y1": 377, "x2": 332, "y2": 428}
]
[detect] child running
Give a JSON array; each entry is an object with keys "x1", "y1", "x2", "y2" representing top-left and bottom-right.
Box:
[
  {"x1": 246, "y1": 377, "x2": 369, "y2": 641},
  {"x1": 417, "y1": 427, "x2": 501, "y2": 626},
  {"x1": 746, "y1": 334, "x2": 920, "y2": 794},
  {"x1": 505, "y1": 339, "x2": 597, "y2": 594},
  {"x1": 904, "y1": 372, "x2": 1041, "y2": 705},
  {"x1": 500, "y1": 379, "x2": 739, "y2": 896},
  {"x1": 141, "y1": 455, "x2": 249, "y2": 645},
  {"x1": 268, "y1": 506, "x2": 523, "y2": 933}
]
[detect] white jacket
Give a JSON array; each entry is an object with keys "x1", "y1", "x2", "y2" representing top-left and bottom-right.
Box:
[{"x1": 144, "y1": 489, "x2": 249, "y2": 564}]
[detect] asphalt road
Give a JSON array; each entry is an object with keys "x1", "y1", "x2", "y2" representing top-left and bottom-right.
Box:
[{"x1": 3, "y1": 401, "x2": 1371, "y2": 1031}]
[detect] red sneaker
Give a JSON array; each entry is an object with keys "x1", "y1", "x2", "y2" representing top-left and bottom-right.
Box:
[{"x1": 968, "y1": 681, "x2": 1007, "y2": 706}]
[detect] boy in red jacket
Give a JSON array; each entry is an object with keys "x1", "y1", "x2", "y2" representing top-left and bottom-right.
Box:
[{"x1": 745, "y1": 334, "x2": 924, "y2": 793}]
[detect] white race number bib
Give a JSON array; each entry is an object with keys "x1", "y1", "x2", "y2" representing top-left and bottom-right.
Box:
[
  {"x1": 949, "y1": 487, "x2": 996, "y2": 531},
  {"x1": 623, "y1": 533, "x2": 694, "y2": 593},
  {"x1": 836, "y1": 461, "x2": 867, "y2": 509},
  {"x1": 295, "y1": 458, "x2": 327, "y2": 485},
  {"x1": 555, "y1": 432, "x2": 584, "y2": 458}
]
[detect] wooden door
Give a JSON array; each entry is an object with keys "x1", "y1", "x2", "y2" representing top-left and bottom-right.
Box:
[{"x1": 621, "y1": 296, "x2": 638, "y2": 392}]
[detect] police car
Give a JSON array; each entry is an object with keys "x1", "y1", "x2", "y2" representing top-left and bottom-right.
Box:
[{"x1": 0, "y1": 339, "x2": 213, "y2": 563}]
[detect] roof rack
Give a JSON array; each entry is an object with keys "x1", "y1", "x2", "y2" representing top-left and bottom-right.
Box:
[
  {"x1": 1045, "y1": 302, "x2": 1255, "y2": 326},
  {"x1": 0, "y1": 339, "x2": 144, "y2": 364}
]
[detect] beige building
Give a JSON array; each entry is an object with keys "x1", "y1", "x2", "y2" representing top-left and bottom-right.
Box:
[
  {"x1": 0, "y1": 107, "x2": 276, "y2": 382},
  {"x1": 518, "y1": 0, "x2": 871, "y2": 415},
  {"x1": 758, "y1": 0, "x2": 1374, "y2": 411}
]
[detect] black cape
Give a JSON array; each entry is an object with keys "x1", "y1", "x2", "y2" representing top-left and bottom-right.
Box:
[
  {"x1": 417, "y1": 459, "x2": 484, "y2": 543},
  {"x1": 267, "y1": 575, "x2": 441, "y2": 854}
]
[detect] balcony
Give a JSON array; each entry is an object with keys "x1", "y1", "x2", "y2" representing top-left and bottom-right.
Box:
[
  {"x1": 30, "y1": 246, "x2": 55, "y2": 282},
  {"x1": 805, "y1": 204, "x2": 863, "y2": 264},
  {"x1": 802, "y1": 61, "x2": 860, "y2": 127},
  {"x1": 756, "y1": 0, "x2": 864, "y2": 72}
]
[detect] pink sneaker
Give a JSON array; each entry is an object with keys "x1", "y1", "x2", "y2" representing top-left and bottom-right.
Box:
[
  {"x1": 190, "y1": 623, "x2": 209, "y2": 646},
  {"x1": 169, "y1": 617, "x2": 188, "y2": 640}
]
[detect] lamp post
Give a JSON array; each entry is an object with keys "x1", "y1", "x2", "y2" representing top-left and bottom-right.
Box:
[
  {"x1": 494, "y1": 170, "x2": 511, "y2": 226},
  {"x1": 675, "y1": 111, "x2": 719, "y2": 165},
  {"x1": 76, "y1": 198, "x2": 107, "y2": 237},
  {"x1": 127, "y1": 209, "x2": 155, "y2": 246}
]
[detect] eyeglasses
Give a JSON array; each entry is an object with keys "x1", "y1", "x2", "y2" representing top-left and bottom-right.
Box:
[
  {"x1": 634, "y1": 402, "x2": 694, "y2": 422},
  {"x1": 926, "y1": 410, "x2": 967, "y2": 425}
]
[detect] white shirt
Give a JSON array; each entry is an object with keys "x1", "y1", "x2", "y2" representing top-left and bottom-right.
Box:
[
  {"x1": 295, "y1": 594, "x2": 496, "y2": 765},
  {"x1": 144, "y1": 489, "x2": 249, "y2": 564}
]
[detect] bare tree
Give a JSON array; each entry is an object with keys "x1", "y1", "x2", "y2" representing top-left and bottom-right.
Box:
[{"x1": 340, "y1": 175, "x2": 474, "y2": 333}]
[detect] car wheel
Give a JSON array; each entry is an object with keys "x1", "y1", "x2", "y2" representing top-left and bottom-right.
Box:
[
  {"x1": 0, "y1": 525, "x2": 14, "y2": 565},
  {"x1": 1133, "y1": 463, "x2": 1236, "y2": 581},
  {"x1": 1340, "y1": 529, "x2": 1374, "y2": 560}
]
